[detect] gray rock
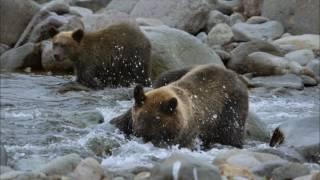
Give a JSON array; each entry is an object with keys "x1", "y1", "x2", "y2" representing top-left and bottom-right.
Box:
[
  {"x1": 213, "y1": 149, "x2": 287, "y2": 170},
  {"x1": 246, "y1": 16, "x2": 269, "y2": 24},
  {"x1": 41, "y1": 40, "x2": 73, "y2": 73},
  {"x1": 131, "y1": 0, "x2": 210, "y2": 34},
  {"x1": 0, "y1": 0, "x2": 40, "y2": 46},
  {"x1": 38, "y1": 153, "x2": 82, "y2": 176},
  {"x1": 277, "y1": 116, "x2": 320, "y2": 149},
  {"x1": 250, "y1": 74, "x2": 304, "y2": 90},
  {"x1": 70, "y1": 6, "x2": 93, "y2": 17},
  {"x1": 82, "y1": 11, "x2": 134, "y2": 32},
  {"x1": 14, "y1": 156, "x2": 48, "y2": 172},
  {"x1": 271, "y1": 163, "x2": 310, "y2": 180},
  {"x1": 306, "y1": 59, "x2": 320, "y2": 77},
  {"x1": 41, "y1": 0, "x2": 70, "y2": 15},
  {"x1": 207, "y1": 23, "x2": 233, "y2": 46},
  {"x1": 229, "y1": 12, "x2": 245, "y2": 26},
  {"x1": 196, "y1": 32, "x2": 208, "y2": 44},
  {"x1": 0, "y1": 44, "x2": 10, "y2": 56},
  {"x1": 0, "y1": 146, "x2": 7, "y2": 166},
  {"x1": 0, "y1": 166, "x2": 13, "y2": 175},
  {"x1": 252, "y1": 160, "x2": 289, "y2": 177},
  {"x1": 86, "y1": 136, "x2": 120, "y2": 157},
  {"x1": 295, "y1": 172, "x2": 320, "y2": 180},
  {"x1": 301, "y1": 75, "x2": 318, "y2": 86},
  {"x1": 216, "y1": 0, "x2": 242, "y2": 15},
  {"x1": 72, "y1": 0, "x2": 112, "y2": 12},
  {"x1": 262, "y1": 0, "x2": 320, "y2": 34},
  {"x1": 71, "y1": 158, "x2": 104, "y2": 180},
  {"x1": 141, "y1": 26, "x2": 224, "y2": 79},
  {"x1": 136, "y1": 18, "x2": 165, "y2": 27},
  {"x1": 104, "y1": 0, "x2": 140, "y2": 14},
  {"x1": 273, "y1": 34, "x2": 320, "y2": 51},
  {"x1": 150, "y1": 153, "x2": 222, "y2": 180},
  {"x1": 227, "y1": 40, "x2": 283, "y2": 74},
  {"x1": 26, "y1": 14, "x2": 69, "y2": 43},
  {"x1": 0, "y1": 43, "x2": 42, "y2": 71},
  {"x1": 245, "y1": 111, "x2": 270, "y2": 142},
  {"x1": 214, "y1": 49, "x2": 231, "y2": 64},
  {"x1": 66, "y1": 110, "x2": 104, "y2": 128},
  {"x1": 232, "y1": 21, "x2": 284, "y2": 41},
  {"x1": 206, "y1": 10, "x2": 230, "y2": 32},
  {"x1": 285, "y1": 49, "x2": 315, "y2": 66},
  {"x1": 0, "y1": 171, "x2": 47, "y2": 180}
]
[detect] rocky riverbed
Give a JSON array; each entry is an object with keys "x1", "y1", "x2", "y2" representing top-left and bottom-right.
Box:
[{"x1": 0, "y1": 0, "x2": 320, "y2": 179}]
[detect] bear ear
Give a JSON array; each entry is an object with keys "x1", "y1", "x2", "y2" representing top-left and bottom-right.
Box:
[
  {"x1": 48, "y1": 27, "x2": 59, "y2": 38},
  {"x1": 162, "y1": 97, "x2": 178, "y2": 114},
  {"x1": 72, "y1": 29, "x2": 84, "y2": 43},
  {"x1": 134, "y1": 84, "x2": 146, "y2": 107}
]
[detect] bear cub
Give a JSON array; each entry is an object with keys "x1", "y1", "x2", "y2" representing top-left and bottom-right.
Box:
[{"x1": 50, "y1": 22, "x2": 151, "y2": 89}]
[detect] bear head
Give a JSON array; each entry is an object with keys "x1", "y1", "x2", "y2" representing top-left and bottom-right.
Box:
[
  {"x1": 132, "y1": 85, "x2": 186, "y2": 146},
  {"x1": 49, "y1": 28, "x2": 84, "y2": 62}
]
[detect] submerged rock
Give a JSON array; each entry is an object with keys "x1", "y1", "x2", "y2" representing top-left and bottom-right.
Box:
[
  {"x1": 67, "y1": 110, "x2": 104, "y2": 128},
  {"x1": 271, "y1": 162, "x2": 310, "y2": 180},
  {"x1": 38, "y1": 153, "x2": 82, "y2": 176},
  {"x1": 71, "y1": 158, "x2": 105, "y2": 180},
  {"x1": 245, "y1": 111, "x2": 270, "y2": 142},
  {"x1": 150, "y1": 153, "x2": 222, "y2": 180},
  {"x1": 250, "y1": 74, "x2": 304, "y2": 90}
]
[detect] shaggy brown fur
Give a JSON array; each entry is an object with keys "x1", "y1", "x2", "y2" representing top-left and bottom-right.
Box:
[
  {"x1": 50, "y1": 22, "x2": 151, "y2": 89},
  {"x1": 112, "y1": 64, "x2": 249, "y2": 148}
]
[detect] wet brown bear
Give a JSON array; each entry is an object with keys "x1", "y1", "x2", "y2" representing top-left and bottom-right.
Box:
[
  {"x1": 50, "y1": 22, "x2": 151, "y2": 89},
  {"x1": 111, "y1": 64, "x2": 249, "y2": 148}
]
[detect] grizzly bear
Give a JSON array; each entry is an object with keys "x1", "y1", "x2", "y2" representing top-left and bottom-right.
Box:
[
  {"x1": 111, "y1": 64, "x2": 249, "y2": 148},
  {"x1": 49, "y1": 22, "x2": 151, "y2": 89}
]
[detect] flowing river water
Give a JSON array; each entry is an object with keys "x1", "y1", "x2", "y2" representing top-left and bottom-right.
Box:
[{"x1": 1, "y1": 72, "x2": 319, "y2": 172}]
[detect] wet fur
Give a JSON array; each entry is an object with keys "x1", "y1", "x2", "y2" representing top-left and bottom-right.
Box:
[
  {"x1": 52, "y1": 23, "x2": 151, "y2": 89},
  {"x1": 111, "y1": 64, "x2": 249, "y2": 148}
]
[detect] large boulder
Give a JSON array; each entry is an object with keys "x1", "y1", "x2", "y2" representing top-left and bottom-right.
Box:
[
  {"x1": 227, "y1": 40, "x2": 283, "y2": 74},
  {"x1": 261, "y1": 0, "x2": 320, "y2": 34},
  {"x1": 141, "y1": 26, "x2": 224, "y2": 79},
  {"x1": 0, "y1": 0, "x2": 40, "y2": 46},
  {"x1": 82, "y1": 11, "x2": 134, "y2": 32},
  {"x1": 232, "y1": 21, "x2": 284, "y2": 41},
  {"x1": 273, "y1": 34, "x2": 320, "y2": 51},
  {"x1": 131, "y1": 0, "x2": 210, "y2": 34},
  {"x1": 0, "y1": 43, "x2": 42, "y2": 71},
  {"x1": 150, "y1": 153, "x2": 222, "y2": 180},
  {"x1": 71, "y1": 0, "x2": 112, "y2": 12},
  {"x1": 104, "y1": 0, "x2": 139, "y2": 14}
]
